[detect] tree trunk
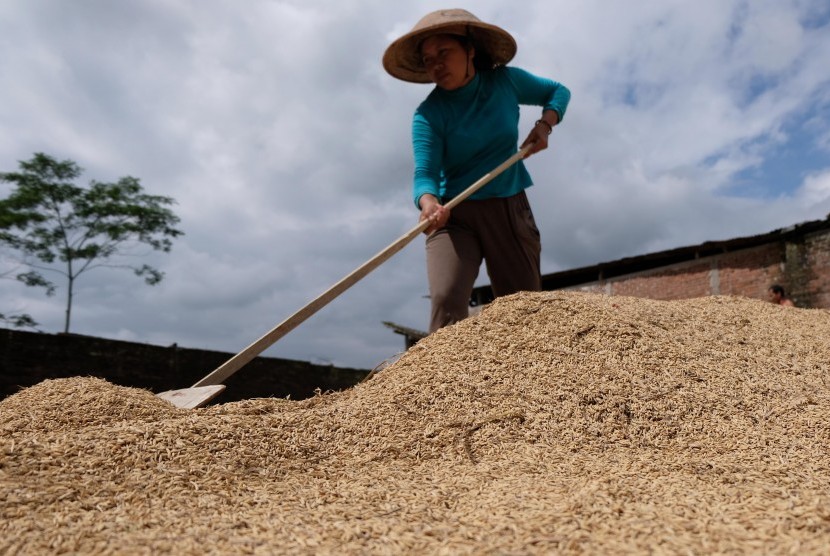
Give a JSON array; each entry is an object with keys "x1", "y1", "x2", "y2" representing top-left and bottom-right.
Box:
[{"x1": 64, "y1": 274, "x2": 73, "y2": 333}]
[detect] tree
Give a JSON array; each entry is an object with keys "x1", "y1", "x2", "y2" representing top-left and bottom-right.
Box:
[
  {"x1": 0, "y1": 153, "x2": 183, "y2": 333},
  {"x1": 0, "y1": 312, "x2": 39, "y2": 330},
  {"x1": 0, "y1": 261, "x2": 41, "y2": 330}
]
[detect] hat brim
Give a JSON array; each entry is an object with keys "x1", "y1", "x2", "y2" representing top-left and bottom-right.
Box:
[{"x1": 383, "y1": 20, "x2": 517, "y2": 84}]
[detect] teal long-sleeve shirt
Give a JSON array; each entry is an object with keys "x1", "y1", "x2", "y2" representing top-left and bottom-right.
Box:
[{"x1": 412, "y1": 66, "x2": 570, "y2": 208}]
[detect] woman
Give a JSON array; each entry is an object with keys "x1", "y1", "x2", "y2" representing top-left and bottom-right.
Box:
[{"x1": 383, "y1": 9, "x2": 571, "y2": 332}]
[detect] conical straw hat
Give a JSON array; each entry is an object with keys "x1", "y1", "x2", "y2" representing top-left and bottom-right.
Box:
[{"x1": 383, "y1": 9, "x2": 517, "y2": 84}]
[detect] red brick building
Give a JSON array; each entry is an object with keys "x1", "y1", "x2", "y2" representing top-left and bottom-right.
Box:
[{"x1": 471, "y1": 216, "x2": 830, "y2": 309}]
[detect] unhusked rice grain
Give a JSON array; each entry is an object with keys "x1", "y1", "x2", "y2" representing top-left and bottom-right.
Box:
[{"x1": 2, "y1": 291, "x2": 830, "y2": 554}]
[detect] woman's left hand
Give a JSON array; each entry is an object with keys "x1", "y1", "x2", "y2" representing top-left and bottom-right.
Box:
[{"x1": 521, "y1": 112, "x2": 559, "y2": 157}]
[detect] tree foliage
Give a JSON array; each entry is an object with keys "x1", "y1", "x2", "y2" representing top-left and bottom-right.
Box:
[
  {"x1": 0, "y1": 261, "x2": 41, "y2": 329},
  {"x1": 0, "y1": 312, "x2": 39, "y2": 330},
  {"x1": 0, "y1": 153, "x2": 183, "y2": 332}
]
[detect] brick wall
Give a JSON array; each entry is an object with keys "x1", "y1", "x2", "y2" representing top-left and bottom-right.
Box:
[
  {"x1": 567, "y1": 234, "x2": 830, "y2": 309},
  {"x1": 802, "y1": 230, "x2": 830, "y2": 308},
  {"x1": 1, "y1": 328, "x2": 370, "y2": 404}
]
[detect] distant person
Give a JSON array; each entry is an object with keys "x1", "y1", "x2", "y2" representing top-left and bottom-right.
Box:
[{"x1": 768, "y1": 284, "x2": 795, "y2": 307}]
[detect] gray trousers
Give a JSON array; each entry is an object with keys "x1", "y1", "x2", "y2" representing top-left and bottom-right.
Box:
[{"x1": 425, "y1": 190, "x2": 542, "y2": 332}]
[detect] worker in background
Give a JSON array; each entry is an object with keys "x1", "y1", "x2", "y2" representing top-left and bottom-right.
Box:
[{"x1": 768, "y1": 284, "x2": 795, "y2": 307}]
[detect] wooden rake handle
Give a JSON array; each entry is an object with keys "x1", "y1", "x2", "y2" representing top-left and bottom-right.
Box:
[{"x1": 192, "y1": 145, "x2": 532, "y2": 387}]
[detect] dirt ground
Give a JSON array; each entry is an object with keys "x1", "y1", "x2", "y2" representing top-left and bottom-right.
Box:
[{"x1": 2, "y1": 291, "x2": 829, "y2": 554}]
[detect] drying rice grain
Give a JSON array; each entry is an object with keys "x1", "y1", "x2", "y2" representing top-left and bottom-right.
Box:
[{"x1": 2, "y1": 291, "x2": 830, "y2": 554}]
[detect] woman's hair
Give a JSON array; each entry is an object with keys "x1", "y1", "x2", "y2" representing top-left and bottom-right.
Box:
[
  {"x1": 769, "y1": 284, "x2": 786, "y2": 296},
  {"x1": 418, "y1": 33, "x2": 498, "y2": 71},
  {"x1": 459, "y1": 34, "x2": 496, "y2": 71}
]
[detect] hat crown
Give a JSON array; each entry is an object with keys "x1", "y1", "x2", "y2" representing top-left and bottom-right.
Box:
[{"x1": 411, "y1": 9, "x2": 482, "y2": 32}]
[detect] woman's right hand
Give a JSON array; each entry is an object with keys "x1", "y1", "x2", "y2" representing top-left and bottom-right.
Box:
[{"x1": 419, "y1": 194, "x2": 449, "y2": 235}]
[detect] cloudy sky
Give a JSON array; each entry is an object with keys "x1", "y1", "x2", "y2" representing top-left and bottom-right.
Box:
[{"x1": 2, "y1": 0, "x2": 829, "y2": 373}]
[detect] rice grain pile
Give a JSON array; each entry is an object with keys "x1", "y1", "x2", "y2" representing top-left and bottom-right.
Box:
[{"x1": 3, "y1": 291, "x2": 830, "y2": 554}]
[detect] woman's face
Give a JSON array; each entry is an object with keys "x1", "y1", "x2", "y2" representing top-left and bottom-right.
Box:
[{"x1": 420, "y1": 34, "x2": 475, "y2": 90}]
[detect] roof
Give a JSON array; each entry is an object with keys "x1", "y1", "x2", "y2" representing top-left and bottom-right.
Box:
[{"x1": 382, "y1": 321, "x2": 428, "y2": 340}]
